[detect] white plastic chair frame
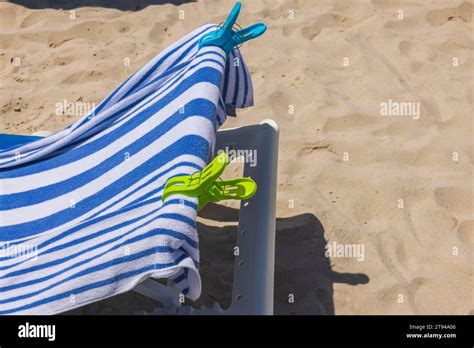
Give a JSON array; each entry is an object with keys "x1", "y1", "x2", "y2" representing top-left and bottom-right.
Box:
[{"x1": 133, "y1": 119, "x2": 279, "y2": 315}]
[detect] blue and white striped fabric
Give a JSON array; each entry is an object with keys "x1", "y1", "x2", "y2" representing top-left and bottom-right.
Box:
[{"x1": 0, "y1": 24, "x2": 254, "y2": 315}]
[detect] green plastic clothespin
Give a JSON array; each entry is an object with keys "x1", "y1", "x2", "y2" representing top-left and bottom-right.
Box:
[
  {"x1": 162, "y1": 152, "x2": 257, "y2": 211},
  {"x1": 199, "y1": 1, "x2": 267, "y2": 56}
]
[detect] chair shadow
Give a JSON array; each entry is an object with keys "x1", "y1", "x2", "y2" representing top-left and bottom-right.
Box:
[
  {"x1": 8, "y1": 0, "x2": 196, "y2": 11},
  {"x1": 197, "y1": 203, "x2": 369, "y2": 315}
]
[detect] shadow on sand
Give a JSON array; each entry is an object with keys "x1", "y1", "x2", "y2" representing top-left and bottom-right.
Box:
[
  {"x1": 7, "y1": 0, "x2": 196, "y2": 11},
  {"x1": 196, "y1": 203, "x2": 369, "y2": 314}
]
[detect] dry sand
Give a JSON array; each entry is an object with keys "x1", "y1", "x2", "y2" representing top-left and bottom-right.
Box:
[{"x1": 1, "y1": 0, "x2": 472, "y2": 314}]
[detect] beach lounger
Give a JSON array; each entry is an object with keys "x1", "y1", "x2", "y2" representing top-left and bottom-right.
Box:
[
  {"x1": 135, "y1": 119, "x2": 278, "y2": 314},
  {"x1": 0, "y1": 2, "x2": 277, "y2": 315},
  {"x1": 0, "y1": 120, "x2": 279, "y2": 315}
]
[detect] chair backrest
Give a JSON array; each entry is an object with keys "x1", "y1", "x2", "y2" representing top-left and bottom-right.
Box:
[{"x1": 0, "y1": 134, "x2": 43, "y2": 151}]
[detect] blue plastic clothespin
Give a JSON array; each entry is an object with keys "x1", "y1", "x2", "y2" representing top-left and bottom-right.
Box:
[{"x1": 199, "y1": 1, "x2": 266, "y2": 56}]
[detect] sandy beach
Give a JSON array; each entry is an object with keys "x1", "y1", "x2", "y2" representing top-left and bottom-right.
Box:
[{"x1": 1, "y1": 0, "x2": 472, "y2": 314}]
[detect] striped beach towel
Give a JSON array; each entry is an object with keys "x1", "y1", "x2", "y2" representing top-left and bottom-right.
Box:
[{"x1": 0, "y1": 24, "x2": 254, "y2": 315}]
